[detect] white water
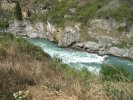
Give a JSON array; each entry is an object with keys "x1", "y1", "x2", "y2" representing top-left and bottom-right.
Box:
[{"x1": 28, "y1": 38, "x2": 133, "y2": 74}]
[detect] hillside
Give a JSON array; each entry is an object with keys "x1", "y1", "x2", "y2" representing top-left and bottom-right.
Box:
[
  {"x1": 0, "y1": 33, "x2": 133, "y2": 100},
  {"x1": 0, "y1": 0, "x2": 133, "y2": 99}
]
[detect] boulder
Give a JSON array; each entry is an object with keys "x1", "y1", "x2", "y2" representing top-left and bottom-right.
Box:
[
  {"x1": 69, "y1": 8, "x2": 77, "y2": 13},
  {"x1": 98, "y1": 50, "x2": 108, "y2": 56},
  {"x1": 84, "y1": 41, "x2": 101, "y2": 52},
  {"x1": 58, "y1": 26, "x2": 80, "y2": 47},
  {"x1": 98, "y1": 36, "x2": 119, "y2": 48},
  {"x1": 64, "y1": 15, "x2": 72, "y2": 18},
  {"x1": 107, "y1": 47, "x2": 128, "y2": 57},
  {"x1": 122, "y1": 49, "x2": 129, "y2": 58},
  {"x1": 73, "y1": 42, "x2": 85, "y2": 48},
  {"x1": 129, "y1": 46, "x2": 133, "y2": 59},
  {"x1": 129, "y1": 25, "x2": 133, "y2": 35}
]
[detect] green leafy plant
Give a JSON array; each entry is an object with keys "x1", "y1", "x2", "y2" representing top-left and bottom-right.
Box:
[{"x1": 100, "y1": 64, "x2": 130, "y2": 81}]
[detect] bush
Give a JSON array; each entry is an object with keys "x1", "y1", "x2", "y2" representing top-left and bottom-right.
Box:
[
  {"x1": 116, "y1": 40, "x2": 127, "y2": 48},
  {"x1": 0, "y1": 21, "x2": 9, "y2": 29},
  {"x1": 14, "y1": 1, "x2": 22, "y2": 20},
  {"x1": 100, "y1": 64, "x2": 130, "y2": 81}
]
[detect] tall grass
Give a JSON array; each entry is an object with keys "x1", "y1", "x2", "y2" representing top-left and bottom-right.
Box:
[
  {"x1": 0, "y1": 33, "x2": 133, "y2": 100},
  {"x1": 0, "y1": 33, "x2": 104, "y2": 100},
  {"x1": 100, "y1": 64, "x2": 133, "y2": 100},
  {"x1": 100, "y1": 64, "x2": 131, "y2": 82}
]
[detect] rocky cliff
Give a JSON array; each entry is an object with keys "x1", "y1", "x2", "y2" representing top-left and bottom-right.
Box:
[{"x1": 0, "y1": 0, "x2": 133, "y2": 59}]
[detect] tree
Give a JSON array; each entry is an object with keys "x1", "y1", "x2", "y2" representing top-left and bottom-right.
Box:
[{"x1": 14, "y1": 1, "x2": 22, "y2": 20}]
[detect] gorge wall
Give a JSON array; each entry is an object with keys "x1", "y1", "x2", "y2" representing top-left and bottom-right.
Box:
[{"x1": 0, "y1": 0, "x2": 133, "y2": 59}]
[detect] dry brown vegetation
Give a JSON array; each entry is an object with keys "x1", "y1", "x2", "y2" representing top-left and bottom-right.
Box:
[{"x1": 0, "y1": 33, "x2": 133, "y2": 100}]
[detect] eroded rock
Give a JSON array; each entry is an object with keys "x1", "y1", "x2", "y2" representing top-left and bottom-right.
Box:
[
  {"x1": 107, "y1": 47, "x2": 128, "y2": 57},
  {"x1": 58, "y1": 26, "x2": 80, "y2": 47},
  {"x1": 8, "y1": 20, "x2": 46, "y2": 38}
]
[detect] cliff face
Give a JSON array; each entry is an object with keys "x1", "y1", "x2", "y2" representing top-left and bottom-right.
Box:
[{"x1": 0, "y1": 0, "x2": 133, "y2": 58}]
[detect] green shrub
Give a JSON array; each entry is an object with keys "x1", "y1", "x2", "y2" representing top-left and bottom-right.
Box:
[
  {"x1": 116, "y1": 40, "x2": 127, "y2": 48},
  {"x1": 0, "y1": 21, "x2": 9, "y2": 29},
  {"x1": 14, "y1": 1, "x2": 22, "y2": 20},
  {"x1": 100, "y1": 64, "x2": 130, "y2": 81}
]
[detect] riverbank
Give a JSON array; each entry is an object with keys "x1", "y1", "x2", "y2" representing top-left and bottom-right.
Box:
[
  {"x1": 3, "y1": 19, "x2": 133, "y2": 62},
  {"x1": 71, "y1": 40, "x2": 133, "y2": 61},
  {"x1": 28, "y1": 38, "x2": 133, "y2": 75},
  {"x1": 0, "y1": 33, "x2": 133, "y2": 100}
]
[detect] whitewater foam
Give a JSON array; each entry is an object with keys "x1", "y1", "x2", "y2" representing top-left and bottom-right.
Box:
[{"x1": 27, "y1": 38, "x2": 133, "y2": 74}]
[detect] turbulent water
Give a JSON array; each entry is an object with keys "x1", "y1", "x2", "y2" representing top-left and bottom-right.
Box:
[{"x1": 28, "y1": 38, "x2": 133, "y2": 74}]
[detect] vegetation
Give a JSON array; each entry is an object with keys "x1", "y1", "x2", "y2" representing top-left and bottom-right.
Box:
[
  {"x1": 0, "y1": 20, "x2": 9, "y2": 29},
  {"x1": 24, "y1": 0, "x2": 133, "y2": 28},
  {"x1": 14, "y1": 1, "x2": 22, "y2": 20},
  {"x1": 0, "y1": 33, "x2": 133, "y2": 100},
  {"x1": 116, "y1": 40, "x2": 127, "y2": 48},
  {"x1": 100, "y1": 64, "x2": 133, "y2": 100},
  {"x1": 100, "y1": 64, "x2": 131, "y2": 81},
  {"x1": 0, "y1": 0, "x2": 133, "y2": 98},
  {"x1": 36, "y1": 0, "x2": 110, "y2": 26},
  {"x1": 96, "y1": 0, "x2": 133, "y2": 29}
]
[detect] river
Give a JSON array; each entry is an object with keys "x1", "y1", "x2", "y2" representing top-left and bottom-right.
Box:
[{"x1": 28, "y1": 38, "x2": 133, "y2": 74}]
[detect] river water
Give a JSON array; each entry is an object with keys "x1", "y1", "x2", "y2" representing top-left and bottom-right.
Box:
[{"x1": 28, "y1": 38, "x2": 133, "y2": 74}]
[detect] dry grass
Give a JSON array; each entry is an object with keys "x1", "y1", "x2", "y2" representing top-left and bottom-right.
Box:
[
  {"x1": 103, "y1": 81, "x2": 133, "y2": 100},
  {"x1": 0, "y1": 33, "x2": 132, "y2": 100}
]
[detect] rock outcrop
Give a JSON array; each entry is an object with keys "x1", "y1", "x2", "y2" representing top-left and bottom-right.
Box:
[
  {"x1": 84, "y1": 41, "x2": 100, "y2": 52},
  {"x1": 73, "y1": 38, "x2": 133, "y2": 60},
  {"x1": 7, "y1": 20, "x2": 81, "y2": 47},
  {"x1": 107, "y1": 47, "x2": 127, "y2": 57},
  {"x1": 129, "y1": 47, "x2": 133, "y2": 59},
  {"x1": 87, "y1": 19, "x2": 126, "y2": 39},
  {"x1": 1, "y1": 0, "x2": 16, "y2": 12},
  {"x1": 58, "y1": 26, "x2": 80, "y2": 47},
  {"x1": 8, "y1": 20, "x2": 46, "y2": 38}
]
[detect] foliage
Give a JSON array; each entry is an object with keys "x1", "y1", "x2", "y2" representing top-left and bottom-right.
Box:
[
  {"x1": 0, "y1": 33, "x2": 49, "y2": 60},
  {"x1": 0, "y1": 33, "x2": 133, "y2": 99},
  {"x1": 0, "y1": 21, "x2": 9, "y2": 29},
  {"x1": 14, "y1": 1, "x2": 23, "y2": 20},
  {"x1": 37, "y1": 0, "x2": 110, "y2": 26},
  {"x1": 96, "y1": 0, "x2": 133, "y2": 28},
  {"x1": 100, "y1": 64, "x2": 131, "y2": 81},
  {"x1": 116, "y1": 40, "x2": 127, "y2": 48}
]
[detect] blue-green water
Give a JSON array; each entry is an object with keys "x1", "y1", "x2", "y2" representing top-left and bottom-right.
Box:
[{"x1": 28, "y1": 38, "x2": 133, "y2": 74}]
